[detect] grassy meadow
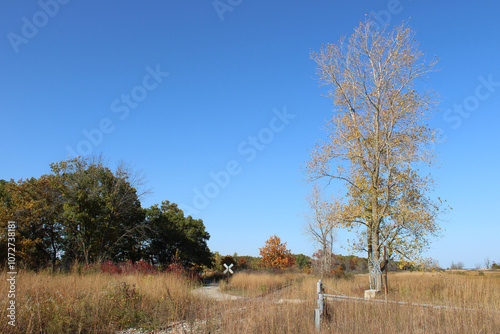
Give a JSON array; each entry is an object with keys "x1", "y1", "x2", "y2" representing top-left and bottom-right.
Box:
[{"x1": 0, "y1": 269, "x2": 498, "y2": 333}]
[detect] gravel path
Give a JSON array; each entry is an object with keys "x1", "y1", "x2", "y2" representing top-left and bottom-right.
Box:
[{"x1": 191, "y1": 283, "x2": 246, "y2": 301}]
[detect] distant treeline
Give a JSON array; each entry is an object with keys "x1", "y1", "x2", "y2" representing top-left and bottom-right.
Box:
[
  {"x1": 307, "y1": 252, "x2": 404, "y2": 275},
  {"x1": 211, "y1": 252, "x2": 406, "y2": 276},
  {"x1": 0, "y1": 156, "x2": 212, "y2": 270}
]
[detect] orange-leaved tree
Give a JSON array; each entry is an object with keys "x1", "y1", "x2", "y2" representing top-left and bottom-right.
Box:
[{"x1": 259, "y1": 235, "x2": 295, "y2": 270}]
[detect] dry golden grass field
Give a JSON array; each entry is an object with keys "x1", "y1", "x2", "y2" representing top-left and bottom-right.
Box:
[{"x1": 1, "y1": 269, "x2": 499, "y2": 333}]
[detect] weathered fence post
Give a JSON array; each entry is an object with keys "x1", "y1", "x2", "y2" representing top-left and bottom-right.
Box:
[
  {"x1": 317, "y1": 279, "x2": 324, "y2": 312},
  {"x1": 314, "y1": 308, "x2": 321, "y2": 331},
  {"x1": 315, "y1": 279, "x2": 323, "y2": 331}
]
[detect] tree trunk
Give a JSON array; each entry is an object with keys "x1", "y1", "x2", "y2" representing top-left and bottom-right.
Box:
[
  {"x1": 367, "y1": 227, "x2": 373, "y2": 286},
  {"x1": 51, "y1": 238, "x2": 57, "y2": 272},
  {"x1": 372, "y1": 229, "x2": 382, "y2": 291},
  {"x1": 322, "y1": 240, "x2": 327, "y2": 277}
]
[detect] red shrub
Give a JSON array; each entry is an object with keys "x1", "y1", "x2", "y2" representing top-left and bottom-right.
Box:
[
  {"x1": 83, "y1": 260, "x2": 157, "y2": 275},
  {"x1": 165, "y1": 264, "x2": 202, "y2": 282},
  {"x1": 82, "y1": 260, "x2": 200, "y2": 282}
]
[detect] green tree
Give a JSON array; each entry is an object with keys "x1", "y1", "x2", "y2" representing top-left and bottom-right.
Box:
[
  {"x1": 145, "y1": 201, "x2": 211, "y2": 268},
  {"x1": 1, "y1": 156, "x2": 214, "y2": 271},
  {"x1": 50, "y1": 156, "x2": 145, "y2": 264},
  {"x1": 211, "y1": 251, "x2": 224, "y2": 273},
  {"x1": 294, "y1": 254, "x2": 311, "y2": 269}
]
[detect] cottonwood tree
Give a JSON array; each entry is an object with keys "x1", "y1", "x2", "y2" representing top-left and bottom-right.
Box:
[
  {"x1": 50, "y1": 156, "x2": 146, "y2": 265},
  {"x1": 304, "y1": 184, "x2": 342, "y2": 276},
  {"x1": 306, "y1": 18, "x2": 444, "y2": 290}
]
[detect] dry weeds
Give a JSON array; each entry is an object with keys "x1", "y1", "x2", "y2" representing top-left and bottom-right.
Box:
[{"x1": 0, "y1": 269, "x2": 498, "y2": 333}]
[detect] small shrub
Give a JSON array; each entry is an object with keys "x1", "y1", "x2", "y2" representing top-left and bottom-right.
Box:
[{"x1": 332, "y1": 264, "x2": 346, "y2": 279}]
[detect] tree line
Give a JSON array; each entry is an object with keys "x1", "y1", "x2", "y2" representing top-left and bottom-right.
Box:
[{"x1": 0, "y1": 156, "x2": 212, "y2": 270}]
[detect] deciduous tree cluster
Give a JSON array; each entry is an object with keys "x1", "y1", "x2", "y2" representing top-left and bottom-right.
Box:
[{"x1": 0, "y1": 156, "x2": 212, "y2": 270}]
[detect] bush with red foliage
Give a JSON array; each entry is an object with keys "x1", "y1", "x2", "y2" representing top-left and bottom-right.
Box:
[
  {"x1": 84, "y1": 260, "x2": 157, "y2": 275},
  {"x1": 165, "y1": 263, "x2": 202, "y2": 282},
  {"x1": 121, "y1": 260, "x2": 157, "y2": 274},
  {"x1": 83, "y1": 260, "x2": 201, "y2": 282},
  {"x1": 99, "y1": 261, "x2": 122, "y2": 274}
]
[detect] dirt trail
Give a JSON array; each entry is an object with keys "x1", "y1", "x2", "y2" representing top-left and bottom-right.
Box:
[
  {"x1": 192, "y1": 282, "x2": 307, "y2": 304},
  {"x1": 191, "y1": 283, "x2": 246, "y2": 301}
]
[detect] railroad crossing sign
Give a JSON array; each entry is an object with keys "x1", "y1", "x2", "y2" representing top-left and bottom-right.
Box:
[
  {"x1": 369, "y1": 256, "x2": 383, "y2": 276},
  {"x1": 223, "y1": 263, "x2": 234, "y2": 274},
  {"x1": 369, "y1": 256, "x2": 383, "y2": 290}
]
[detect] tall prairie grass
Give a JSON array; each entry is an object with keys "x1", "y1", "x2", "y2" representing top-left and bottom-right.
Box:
[
  {"x1": 221, "y1": 271, "x2": 303, "y2": 296},
  {"x1": 219, "y1": 270, "x2": 499, "y2": 333},
  {"x1": 0, "y1": 269, "x2": 202, "y2": 333},
  {"x1": 0, "y1": 269, "x2": 498, "y2": 333},
  {"x1": 287, "y1": 271, "x2": 500, "y2": 310}
]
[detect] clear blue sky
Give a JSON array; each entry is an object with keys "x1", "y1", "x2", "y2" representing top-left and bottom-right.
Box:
[{"x1": 1, "y1": 0, "x2": 499, "y2": 269}]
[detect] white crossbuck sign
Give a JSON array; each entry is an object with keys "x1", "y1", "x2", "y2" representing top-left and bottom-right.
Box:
[
  {"x1": 368, "y1": 256, "x2": 383, "y2": 289},
  {"x1": 369, "y1": 256, "x2": 383, "y2": 276},
  {"x1": 223, "y1": 263, "x2": 234, "y2": 274}
]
